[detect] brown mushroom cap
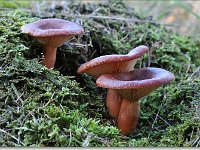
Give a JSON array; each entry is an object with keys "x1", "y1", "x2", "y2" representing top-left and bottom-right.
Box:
[
  {"x1": 96, "y1": 67, "x2": 175, "y2": 100},
  {"x1": 21, "y1": 18, "x2": 84, "y2": 47},
  {"x1": 77, "y1": 45, "x2": 149, "y2": 77}
]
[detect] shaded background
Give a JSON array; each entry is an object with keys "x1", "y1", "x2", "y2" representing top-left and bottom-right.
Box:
[{"x1": 1, "y1": 0, "x2": 199, "y2": 38}]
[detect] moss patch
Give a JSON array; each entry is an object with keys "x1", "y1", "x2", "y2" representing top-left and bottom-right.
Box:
[{"x1": 0, "y1": 1, "x2": 199, "y2": 147}]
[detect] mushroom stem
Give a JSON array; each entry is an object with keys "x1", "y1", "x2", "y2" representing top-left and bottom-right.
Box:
[
  {"x1": 106, "y1": 89, "x2": 123, "y2": 118},
  {"x1": 42, "y1": 46, "x2": 57, "y2": 69},
  {"x1": 106, "y1": 89, "x2": 140, "y2": 135},
  {"x1": 117, "y1": 98, "x2": 140, "y2": 135}
]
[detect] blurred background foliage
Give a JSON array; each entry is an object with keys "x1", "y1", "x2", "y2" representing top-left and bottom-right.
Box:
[
  {"x1": 1, "y1": 0, "x2": 199, "y2": 38},
  {"x1": 130, "y1": 0, "x2": 200, "y2": 38}
]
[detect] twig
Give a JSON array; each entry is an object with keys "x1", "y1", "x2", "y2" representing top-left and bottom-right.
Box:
[
  {"x1": 69, "y1": 43, "x2": 87, "y2": 47},
  {"x1": 0, "y1": 8, "x2": 15, "y2": 10},
  {"x1": 151, "y1": 109, "x2": 160, "y2": 129},
  {"x1": 68, "y1": 129, "x2": 72, "y2": 147},
  {"x1": 0, "y1": 128, "x2": 25, "y2": 146},
  {"x1": 192, "y1": 136, "x2": 200, "y2": 147},
  {"x1": 189, "y1": 66, "x2": 200, "y2": 79},
  {"x1": 157, "y1": 115, "x2": 171, "y2": 126},
  {"x1": 67, "y1": 14, "x2": 176, "y2": 27},
  {"x1": 43, "y1": 92, "x2": 55, "y2": 108},
  {"x1": 11, "y1": 83, "x2": 23, "y2": 103},
  {"x1": 147, "y1": 48, "x2": 151, "y2": 67},
  {"x1": 89, "y1": 50, "x2": 97, "y2": 61},
  {"x1": 77, "y1": 118, "x2": 88, "y2": 134},
  {"x1": 120, "y1": 30, "x2": 130, "y2": 41},
  {"x1": 91, "y1": 7, "x2": 103, "y2": 15},
  {"x1": 94, "y1": 136, "x2": 112, "y2": 146},
  {"x1": 82, "y1": 133, "x2": 93, "y2": 147},
  {"x1": 21, "y1": 111, "x2": 32, "y2": 126},
  {"x1": 150, "y1": 108, "x2": 171, "y2": 127}
]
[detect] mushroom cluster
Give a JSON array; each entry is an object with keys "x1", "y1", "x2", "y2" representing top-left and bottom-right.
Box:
[
  {"x1": 21, "y1": 18, "x2": 84, "y2": 69},
  {"x1": 21, "y1": 19, "x2": 175, "y2": 135},
  {"x1": 78, "y1": 45, "x2": 175, "y2": 135}
]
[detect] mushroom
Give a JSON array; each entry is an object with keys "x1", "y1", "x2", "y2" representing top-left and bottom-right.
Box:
[
  {"x1": 21, "y1": 18, "x2": 84, "y2": 69},
  {"x1": 77, "y1": 45, "x2": 149, "y2": 77},
  {"x1": 77, "y1": 45, "x2": 148, "y2": 118},
  {"x1": 96, "y1": 67, "x2": 175, "y2": 135}
]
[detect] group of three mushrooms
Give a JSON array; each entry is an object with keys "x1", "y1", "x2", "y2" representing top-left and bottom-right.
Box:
[{"x1": 21, "y1": 18, "x2": 175, "y2": 135}]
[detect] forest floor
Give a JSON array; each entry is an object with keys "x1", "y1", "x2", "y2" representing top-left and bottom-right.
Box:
[{"x1": 0, "y1": 0, "x2": 199, "y2": 147}]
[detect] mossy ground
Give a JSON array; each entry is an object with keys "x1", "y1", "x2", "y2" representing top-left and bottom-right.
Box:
[{"x1": 0, "y1": 1, "x2": 199, "y2": 147}]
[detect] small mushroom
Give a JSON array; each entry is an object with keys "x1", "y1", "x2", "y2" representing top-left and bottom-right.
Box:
[
  {"x1": 77, "y1": 45, "x2": 149, "y2": 77},
  {"x1": 21, "y1": 18, "x2": 84, "y2": 69},
  {"x1": 77, "y1": 45, "x2": 148, "y2": 118},
  {"x1": 96, "y1": 67, "x2": 175, "y2": 135}
]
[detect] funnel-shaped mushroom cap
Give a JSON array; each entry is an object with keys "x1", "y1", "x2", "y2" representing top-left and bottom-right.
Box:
[
  {"x1": 96, "y1": 67, "x2": 175, "y2": 100},
  {"x1": 21, "y1": 18, "x2": 84, "y2": 47},
  {"x1": 77, "y1": 45, "x2": 148, "y2": 77}
]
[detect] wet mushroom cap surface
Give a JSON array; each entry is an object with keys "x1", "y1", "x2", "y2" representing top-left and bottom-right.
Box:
[
  {"x1": 96, "y1": 67, "x2": 175, "y2": 89},
  {"x1": 77, "y1": 45, "x2": 149, "y2": 77},
  {"x1": 21, "y1": 18, "x2": 84, "y2": 37}
]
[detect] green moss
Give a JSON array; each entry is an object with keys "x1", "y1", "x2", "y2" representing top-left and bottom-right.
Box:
[
  {"x1": 0, "y1": 1, "x2": 199, "y2": 147},
  {"x1": 0, "y1": 10, "x2": 119, "y2": 147},
  {"x1": 0, "y1": 0, "x2": 30, "y2": 9}
]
